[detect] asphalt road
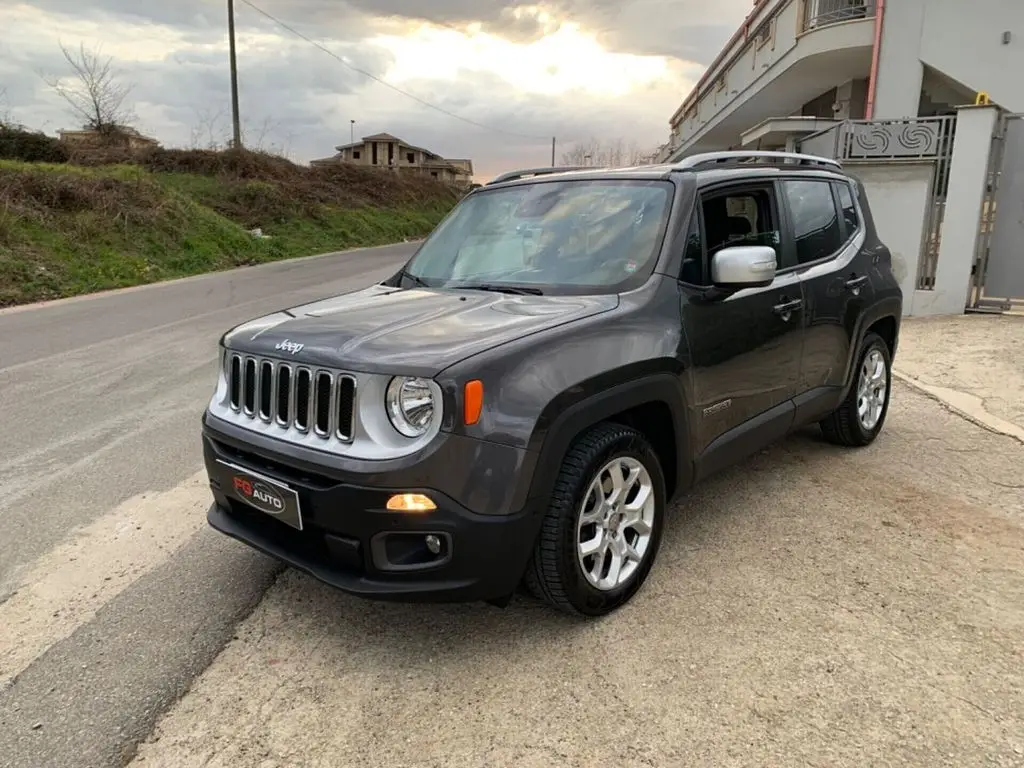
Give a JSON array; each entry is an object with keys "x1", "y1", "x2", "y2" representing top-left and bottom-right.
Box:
[{"x1": 0, "y1": 242, "x2": 417, "y2": 768}]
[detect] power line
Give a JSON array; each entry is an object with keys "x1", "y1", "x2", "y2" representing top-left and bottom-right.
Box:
[{"x1": 234, "y1": 0, "x2": 551, "y2": 142}]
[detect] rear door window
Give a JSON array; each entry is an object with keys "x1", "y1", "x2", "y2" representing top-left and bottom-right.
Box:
[{"x1": 781, "y1": 179, "x2": 843, "y2": 266}]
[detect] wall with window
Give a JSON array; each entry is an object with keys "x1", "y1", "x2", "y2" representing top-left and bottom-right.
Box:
[
  {"x1": 667, "y1": 0, "x2": 884, "y2": 156},
  {"x1": 669, "y1": 0, "x2": 801, "y2": 150},
  {"x1": 347, "y1": 142, "x2": 438, "y2": 168},
  {"x1": 801, "y1": 88, "x2": 839, "y2": 119}
]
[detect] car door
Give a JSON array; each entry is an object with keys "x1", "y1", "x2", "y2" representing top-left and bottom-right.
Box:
[
  {"x1": 678, "y1": 179, "x2": 806, "y2": 480},
  {"x1": 777, "y1": 176, "x2": 872, "y2": 422}
]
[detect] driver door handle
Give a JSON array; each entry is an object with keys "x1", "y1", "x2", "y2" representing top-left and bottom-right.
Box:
[{"x1": 773, "y1": 298, "x2": 803, "y2": 316}]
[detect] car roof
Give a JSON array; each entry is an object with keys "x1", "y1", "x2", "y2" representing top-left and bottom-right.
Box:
[{"x1": 483, "y1": 151, "x2": 851, "y2": 189}]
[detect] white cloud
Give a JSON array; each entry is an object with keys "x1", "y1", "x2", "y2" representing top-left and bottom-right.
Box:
[
  {"x1": 0, "y1": 0, "x2": 752, "y2": 179},
  {"x1": 373, "y1": 22, "x2": 674, "y2": 97}
]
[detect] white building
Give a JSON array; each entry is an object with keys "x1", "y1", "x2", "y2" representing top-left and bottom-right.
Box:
[{"x1": 662, "y1": 0, "x2": 1024, "y2": 159}]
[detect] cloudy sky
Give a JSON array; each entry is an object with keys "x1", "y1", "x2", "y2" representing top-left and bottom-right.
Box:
[{"x1": 0, "y1": 0, "x2": 753, "y2": 179}]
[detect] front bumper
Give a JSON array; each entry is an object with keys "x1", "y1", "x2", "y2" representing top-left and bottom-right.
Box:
[{"x1": 202, "y1": 429, "x2": 541, "y2": 603}]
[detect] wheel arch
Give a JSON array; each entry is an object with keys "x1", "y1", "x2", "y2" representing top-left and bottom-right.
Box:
[
  {"x1": 840, "y1": 298, "x2": 902, "y2": 397},
  {"x1": 526, "y1": 371, "x2": 692, "y2": 506},
  {"x1": 866, "y1": 314, "x2": 898, "y2": 358}
]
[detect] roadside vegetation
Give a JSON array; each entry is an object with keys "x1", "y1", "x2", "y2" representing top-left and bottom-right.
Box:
[{"x1": 0, "y1": 128, "x2": 459, "y2": 307}]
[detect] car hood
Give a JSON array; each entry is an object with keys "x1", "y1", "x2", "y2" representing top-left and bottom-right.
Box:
[{"x1": 222, "y1": 284, "x2": 619, "y2": 376}]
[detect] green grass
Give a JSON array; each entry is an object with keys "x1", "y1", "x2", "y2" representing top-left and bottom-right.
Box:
[{"x1": 0, "y1": 159, "x2": 455, "y2": 307}]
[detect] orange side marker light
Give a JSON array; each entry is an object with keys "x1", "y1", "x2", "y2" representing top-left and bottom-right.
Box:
[{"x1": 464, "y1": 379, "x2": 484, "y2": 425}]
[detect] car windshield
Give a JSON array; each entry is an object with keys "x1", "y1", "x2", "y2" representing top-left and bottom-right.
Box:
[{"x1": 400, "y1": 179, "x2": 673, "y2": 295}]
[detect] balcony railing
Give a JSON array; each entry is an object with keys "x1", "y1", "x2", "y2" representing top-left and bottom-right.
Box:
[
  {"x1": 797, "y1": 116, "x2": 955, "y2": 161},
  {"x1": 802, "y1": 0, "x2": 876, "y2": 31}
]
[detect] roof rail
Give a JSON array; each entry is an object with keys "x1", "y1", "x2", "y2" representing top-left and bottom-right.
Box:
[
  {"x1": 486, "y1": 166, "x2": 597, "y2": 185},
  {"x1": 672, "y1": 150, "x2": 843, "y2": 172}
]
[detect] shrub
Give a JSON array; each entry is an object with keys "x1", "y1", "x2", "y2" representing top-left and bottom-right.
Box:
[{"x1": 0, "y1": 127, "x2": 69, "y2": 163}]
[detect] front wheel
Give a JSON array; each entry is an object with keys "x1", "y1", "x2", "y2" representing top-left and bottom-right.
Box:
[
  {"x1": 524, "y1": 422, "x2": 666, "y2": 617},
  {"x1": 820, "y1": 331, "x2": 892, "y2": 447}
]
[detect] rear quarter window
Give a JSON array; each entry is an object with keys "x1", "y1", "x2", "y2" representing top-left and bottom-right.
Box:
[{"x1": 834, "y1": 181, "x2": 860, "y2": 237}]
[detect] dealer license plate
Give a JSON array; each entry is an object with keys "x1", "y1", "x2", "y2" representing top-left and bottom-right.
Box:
[{"x1": 217, "y1": 460, "x2": 303, "y2": 531}]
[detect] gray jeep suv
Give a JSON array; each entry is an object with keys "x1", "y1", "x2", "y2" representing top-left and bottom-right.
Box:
[{"x1": 201, "y1": 151, "x2": 902, "y2": 617}]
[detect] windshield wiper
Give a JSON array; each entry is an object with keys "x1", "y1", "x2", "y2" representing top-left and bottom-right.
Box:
[
  {"x1": 455, "y1": 283, "x2": 545, "y2": 296},
  {"x1": 398, "y1": 270, "x2": 431, "y2": 288}
]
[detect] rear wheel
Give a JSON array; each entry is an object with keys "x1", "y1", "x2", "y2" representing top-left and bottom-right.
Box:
[
  {"x1": 524, "y1": 423, "x2": 666, "y2": 616},
  {"x1": 820, "y1": 331, "x2": 892, "y2": 447}
]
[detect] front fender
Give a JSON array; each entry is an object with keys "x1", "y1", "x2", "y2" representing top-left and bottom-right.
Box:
[{"x1": 437, "y1": 278, "x2": 684, "y2": 445}]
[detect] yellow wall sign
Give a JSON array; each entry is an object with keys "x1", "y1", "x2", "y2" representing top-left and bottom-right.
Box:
[{"x1": 975, "y1": 91, "x2": 991, "y2": 105}]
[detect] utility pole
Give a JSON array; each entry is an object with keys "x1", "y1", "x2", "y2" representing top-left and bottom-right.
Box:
[
  {"x1": 350, "y1": 120, "x2": 355, "y2": 145},
  {"x1": 551, "y1": 136, "x2": 555, "y2": 166},
  {"x1": 228, "y1": 0, "x2": 242, "y2": 150}
]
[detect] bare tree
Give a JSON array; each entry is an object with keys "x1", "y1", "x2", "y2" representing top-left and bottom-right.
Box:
[
  {"x1": 187, "y1": 109, "x2": 293, "y2": 157},
  {"x1": 242, "y1": 115, "x2": 276, "y2": 151},
  {"x1": 189, "y1": 107, "x2": 229, "y2": 150},
  {"x1": 241, "y1": 115, "x2": 294, "y2": 157},
  {"x1": 43, "y1": 41, "x2": 135, "y2": 135},
  {"x1": 187, "y1": 109, "x2": 294, "y2": 158},
  {"x1": 561, "y1": 137, "x2": 659, "y2": 167},
  {"x1": 273, "y1": 128, "x2": 296, "y2": 160}
]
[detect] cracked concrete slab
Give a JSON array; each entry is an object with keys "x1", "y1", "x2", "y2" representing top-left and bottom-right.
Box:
[{"x1": 894, "y1": 314, "x2": 1024, "y2": 436}]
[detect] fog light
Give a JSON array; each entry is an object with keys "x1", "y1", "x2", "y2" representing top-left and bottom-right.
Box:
[
  {"x1": 425, "y1": 534, "x2": 442, "y2": 554},
  {"x1": 386, "y1": 493, "x2": 437, "y2": 512}
]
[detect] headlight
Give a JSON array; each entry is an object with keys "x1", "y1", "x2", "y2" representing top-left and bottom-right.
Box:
[{"x1": 385, "y1": 376, "x2": 436, "y2": 437}]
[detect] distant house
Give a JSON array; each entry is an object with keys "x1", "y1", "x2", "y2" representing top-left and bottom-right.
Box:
[
  {"x1": 58, "y1": 126, "x2": 160, "y2": 152},
  {"x1": 311, "y1": 132, "x2": 474, "y2": 188}
]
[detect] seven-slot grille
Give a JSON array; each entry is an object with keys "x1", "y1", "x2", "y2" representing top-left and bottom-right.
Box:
[{"x1": 226, "y1": 353, "x2": 356, "y2": 441}]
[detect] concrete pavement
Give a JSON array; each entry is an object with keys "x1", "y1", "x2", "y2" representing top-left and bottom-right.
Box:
[
  {"x1": 0, "y1": 243, "x2": 417, "y2": 767},
  {"x1": 129, "y1": 381, "x2": 1024, "y2": 768}
]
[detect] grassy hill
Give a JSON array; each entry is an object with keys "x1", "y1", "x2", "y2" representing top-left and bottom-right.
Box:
[{"x1": 0, "y1": 145, "x2": 460, "y2": 307}]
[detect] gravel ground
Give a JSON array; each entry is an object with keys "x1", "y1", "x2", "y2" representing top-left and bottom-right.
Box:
[{"x1": 130, "y1": 381, "x2": 1024, "y2": 768}]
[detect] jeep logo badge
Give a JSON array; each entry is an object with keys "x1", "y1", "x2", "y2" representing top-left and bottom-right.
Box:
[
  {"x1": 232, "y1": 476, "x2": 286, "y2": 516},
  {"x1": 274, "y1": 339, "x2": 304, "y2": 355}
]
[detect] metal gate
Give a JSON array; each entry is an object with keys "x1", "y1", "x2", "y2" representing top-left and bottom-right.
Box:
[{"x1": 969, "y1": 113, "x2": 1024, "y2": 312}]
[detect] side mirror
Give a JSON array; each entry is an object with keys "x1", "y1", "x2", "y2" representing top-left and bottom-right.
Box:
[{"x1": 710, "y1": 245, "x2": 777, "y2": 291}]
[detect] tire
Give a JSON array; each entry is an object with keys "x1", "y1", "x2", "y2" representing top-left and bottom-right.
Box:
[
  {"x1": 524, "y1": 422, "x2": 666, "y2": 617},
  {"x1": 820, "y1": 331, "x2": 892, "y2": 447}
]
